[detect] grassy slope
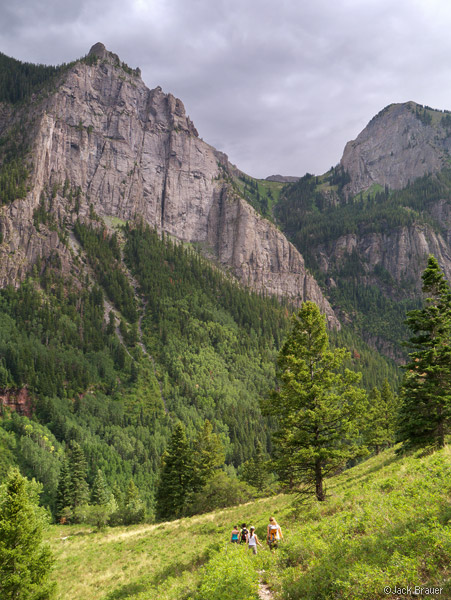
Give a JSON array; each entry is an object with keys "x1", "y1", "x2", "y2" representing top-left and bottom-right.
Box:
[
  {"x1": 47, "y1": 446, "x2": 451, "y2": 600},
  {"x1": 47, "y1": 494, "x2": 290, "y2": 599}
]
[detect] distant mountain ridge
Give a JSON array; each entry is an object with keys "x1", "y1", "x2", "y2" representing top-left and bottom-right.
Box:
[
  {"x1": 265, "y1": 174, "x2": 301, "y2": 183},
  {"x1": 340, "y1": 101, "x2": 451, "y2": 196},
  {"x1": 275, "y1": 101, "x2": 451, "y2": 359}
]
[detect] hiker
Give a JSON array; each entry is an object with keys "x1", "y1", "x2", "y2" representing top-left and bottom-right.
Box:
[
  {"x1": 247, "y1": 526, "x2": 263, "y2": 555},
  {"x1": 239, "y1": 523, "x2": 249, "y2": 544},
  {"x1": 230, "y1": 525, "x2": 240, "y2": 543},
  {"x1": 267, "y1": 516, "x2": 283, "y2": 550}
]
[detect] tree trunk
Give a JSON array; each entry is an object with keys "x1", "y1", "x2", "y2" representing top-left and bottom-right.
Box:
[
  {"x1": 315, "y1": 459, "x2": 325, "y2": 501},
  {"x1": 437, "y1": 406, "x2": 445, "y2": 448}
]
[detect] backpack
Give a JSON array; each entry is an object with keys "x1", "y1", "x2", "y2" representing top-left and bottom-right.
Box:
[
  {"x1": 240, "y1": 528, "x2": 248, "y2": 542},
  {"x1": 269, "y1": 524, "x2": 279, "y2": 541}
]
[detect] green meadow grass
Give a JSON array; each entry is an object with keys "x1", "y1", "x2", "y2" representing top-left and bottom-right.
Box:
[
  {"x1": 47, "y1": 446, "x2": 451, "y2": 600},
  {"x1": 270, "y1": 446, "x2": 451, "y2": 600},
  {"x1": 47, "y1": 495, "x2": 290, "y2": 599}
]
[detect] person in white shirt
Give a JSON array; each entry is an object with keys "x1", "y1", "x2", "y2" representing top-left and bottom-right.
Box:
[{"x1": 247, "y1": 526, "x2": 263, "y2": 555}]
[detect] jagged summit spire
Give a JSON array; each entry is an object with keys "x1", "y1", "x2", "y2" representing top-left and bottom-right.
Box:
[
  {"x1": 86, "y1": 42, "x2": 141, "y2": 78},
  {"x1": 88, "y1": 42, "x2": 108, "y2": 59}
]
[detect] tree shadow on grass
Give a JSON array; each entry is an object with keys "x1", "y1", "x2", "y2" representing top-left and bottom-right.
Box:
[
  {"x1": 151, "y1": 546, "x2": 212, "y2": 587},
  {"x1": 336, "y1": 453, "x2": 400, "y2": 491},
  {"x1": 103, "y1": 582, "x2": 150, "y2": 599}
]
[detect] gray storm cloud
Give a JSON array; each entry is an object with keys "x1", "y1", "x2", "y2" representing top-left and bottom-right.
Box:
[{"x1": 1, "y1": 0, "x2": 451, "y2": 178}]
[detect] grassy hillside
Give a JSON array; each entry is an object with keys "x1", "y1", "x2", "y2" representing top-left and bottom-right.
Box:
[{"x1": 46, "y1": 445, "x2": 451, "y2": 599}]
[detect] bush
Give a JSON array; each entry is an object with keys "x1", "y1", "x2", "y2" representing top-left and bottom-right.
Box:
[
  {"x1": 196, "y1": 545, "x2": 259, "y2": 600},
  {"x1": 186, "y1": 472, "x2": 256, "y2": 516}
]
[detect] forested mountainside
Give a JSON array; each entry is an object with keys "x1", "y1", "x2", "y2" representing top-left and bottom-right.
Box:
[
  {"x1": 269, "y1": 103, "x2": 451, "y2": 360},
  {"x1": 0, "y1": 45, "x2": 446, "y2": 523},
  {"x1": 0, "y1": 218, "x2": 289, "y2": 511},
  {"x1": 0, "y1": 44, "x2": 402, "y2": 523}
]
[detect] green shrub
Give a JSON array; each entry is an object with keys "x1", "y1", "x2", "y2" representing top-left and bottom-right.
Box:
[
  {"x1": 196, "y1": 545, "x2": 259, "y2": 600},
  {"x1": 186, "y1": 472, "x2": 256, "y2": 516}
]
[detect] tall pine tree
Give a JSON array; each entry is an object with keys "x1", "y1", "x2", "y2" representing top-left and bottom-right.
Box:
[
  {"x1": 0, "y1": 469, "x2": 55, "y2": 600},
  {"x1": 191, "y1": 420, "x2": 225, "y2": 493},
  {"x1": 263, "y1": 302, "x2": 367, "y2": 501},
  {"x1": 398, "y1": 255, "x2": 451, "y2": 450},
  {"x1": 68, "y1": 440, "x2": 89, "y2": 510},
  {"x1": 90, "y1": 469, "x2": 109, "y2": 506},
  {"x1": 366, "y1": 380, "x2": 399, "y2": 454},
  {"x1": 155, "y1": 423, "x2": 192, "y2": 520},
  {"x1": 55, "y1": 458, "x2": 71, "y2": 522}
]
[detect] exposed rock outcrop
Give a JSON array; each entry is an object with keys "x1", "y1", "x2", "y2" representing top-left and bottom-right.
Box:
[
  {"x1": 0, "y1": 44, "x2": 339, "y2": 327},
  {"x1": 0, "y1": 388, "x2": 33, "y2": 417},
  {"x1": 341, "y1": 102, "x2": 451, "y2": 196},
  {"x1": 315, "y1": 222, "x2": 451, "y2": 293}
]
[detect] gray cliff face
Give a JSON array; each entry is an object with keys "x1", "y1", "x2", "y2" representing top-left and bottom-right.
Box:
[
  {"x1": 315, "y1": 219, "x2": 451, "y2": 294},
  {"x1": 206, "y1": 190, "x2": 337, "y2": 324},
  {"x1": 340, "y1": 102, "x2": 451, "y2": 196},
  {"x1": 0, "y1": 44, "x2": 338, "y2": 327}
]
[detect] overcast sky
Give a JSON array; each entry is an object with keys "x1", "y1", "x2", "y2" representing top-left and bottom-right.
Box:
[{"x1": 2, "y1": 0, "x2": 451, "y2": 178}]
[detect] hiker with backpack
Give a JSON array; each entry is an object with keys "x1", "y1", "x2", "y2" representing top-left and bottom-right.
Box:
[
  {"x1": 239, "y1": 523, "x2": 249, "y2": 544},
  {"x1": 247, "y1": 526, "x2": 263, "y2": 555},
  {"x1": 267, "y1": 516, "x2": 283, "y2": 550}
]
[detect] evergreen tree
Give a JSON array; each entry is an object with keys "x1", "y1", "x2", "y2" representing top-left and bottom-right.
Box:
[
  {"x1": 379, "y1": 379, "x2": 400, "y2": 449},
  {"x1": 55, "y1": 458, "x2": 71, "y2": 522},
  {"x1": 365, "y1": 381, "x2": 399, "y2": 455},
  {"x1": 398, "y1": 256, "x2": 451, "y2": 451},
  {"x1": 68, "y1": 440, "x2": 89, "y2": 509},
  {"x1": 155, "y1": 423, "x2": 192, "y2": 520},
  {"x1": 191, "y1": 420, "x2": 225, "y2": 493},
  {"x1": 263, "y1": 302, "x2": 367, "y2": 501},
  {"x1": 0, "y1": 468, "x2": 55, "y2": 600},
  {"x1": 90, "y1": 469, "x2": 109, "y2": 505},
  {"x1": 239, "y1": 440, "x2": 268, "y2": 491}
]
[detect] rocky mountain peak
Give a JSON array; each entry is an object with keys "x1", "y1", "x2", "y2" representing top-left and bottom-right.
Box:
[
  {"x1": 86, "y1": 42, "x2": 142, "y2": 79},
  {"x1": 88, "y1": 42, "x2": 109, "y2": 59},
  {"x1": 0, "y1": 45, "x2": 339, "y2": 328},
  {"x1": 340, "y1": 101, "x2": 451, "y2": 196}
]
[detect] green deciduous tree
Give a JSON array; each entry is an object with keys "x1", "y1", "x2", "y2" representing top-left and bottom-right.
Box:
[
  {"x1": 0, "y1": 468, "x2": 55, "y2": 600},
  {"x1": 263, "y1": 302, "x2": 367, "y2": 501},
  {"x1": 121, "y1": 479, "x2": 145, "y2": 525},
  {"x1": 398, "y1": 255, "x2": 451, "y2": 451}
]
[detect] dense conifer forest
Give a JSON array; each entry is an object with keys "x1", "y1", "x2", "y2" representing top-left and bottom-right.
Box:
[
  {"x1": 0, "y1": 213, "x2": 399, "y2": 521},
  {"x1": 0, "y1": 50, "x2": 445, "y2": 540},
  {"x1": 273, "y1": 169, "x2": 451, "y2": 355},
  {"x1": 0, "y1": 220, "x2": 289, "y2": 517},
  {"x1": 0, "y1": 52, "x2": 62, "y2": 104}
]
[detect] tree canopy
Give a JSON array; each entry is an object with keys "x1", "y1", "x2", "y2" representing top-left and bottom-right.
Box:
[
  {"x1": 263, "y1": 302, "x2": 367, "y2": 501},
  {"x1": 0, "y1": 469, "x2": 55, "y2": 600},
  {"x1": 398, "y1": 255, "x2": 451, "y2": 451}
]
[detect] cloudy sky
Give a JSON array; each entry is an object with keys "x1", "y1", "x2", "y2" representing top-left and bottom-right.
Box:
[{"x1": 1, "y1": 0, "x2": 451, "y2": 178}]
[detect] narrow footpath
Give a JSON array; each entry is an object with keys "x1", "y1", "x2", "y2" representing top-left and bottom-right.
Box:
[{"x1": 258, "y1": 571, "x2": 275, "y2": 599}]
